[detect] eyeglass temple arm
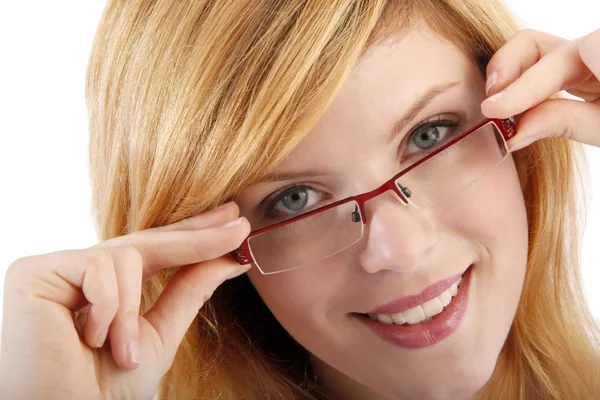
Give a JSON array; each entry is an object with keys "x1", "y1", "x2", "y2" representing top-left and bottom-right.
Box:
[
  {"x1": 231, "y1": 242, "x2": 254, "y2": 265},
  {"x1": 497, "y1": 117, "x2": 517, "y2": 140}
]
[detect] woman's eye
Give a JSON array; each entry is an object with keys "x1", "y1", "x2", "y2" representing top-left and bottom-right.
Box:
[
  {"x1": 265, "y1": 186, "x2": 323, "y2": 218},
  {"x1": 404, "y1": 119, "x2": 460, "y2": 156},
  {"x1": 412, "y1": 126, "x2": 444, "y2": 149}
]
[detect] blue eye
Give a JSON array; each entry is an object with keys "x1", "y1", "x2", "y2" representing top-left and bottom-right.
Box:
[
  {"x1": 413, "y1": 126, "x2": 442, "y2": 149},
  {"x1": 280, "y1": 189, "x2": 309, "y2": 211},
  {"x1": 406, "y1": 118, "x2": 460, "y2": 155},
  {"x1": 264, "y1": 185, "x2": 323, "y2": 219}
]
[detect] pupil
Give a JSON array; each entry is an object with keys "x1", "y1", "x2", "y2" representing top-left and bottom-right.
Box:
[
  {"x1": 414, "y1": 127, "x2": 440, "y2": 149},
  {"x1": 282, "y1": 190, "x2": 308, "y2": 211}
]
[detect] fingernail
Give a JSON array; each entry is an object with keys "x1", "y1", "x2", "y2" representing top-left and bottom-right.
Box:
[
  {"x1": 486, "y1": 71, "x2": 498, "y2": 95},
  {"x1": 486, "y1": 90, "x2": 505, "y2": 103},
  {"x1": 219, "y1": 217, "x2": 244, "y2": 229},
  {"x1": 95, "y1": 327, "x2": 109, "y2": 348},
  {"x1": 226, "y1": 265, "x2": 252, "y2": 280},
  {"x1": 127, "y1": 340, "x2": 140, "y2": 366},
  {"x1": 510, "y1": 136, "x2": 539, "y2": 152}
]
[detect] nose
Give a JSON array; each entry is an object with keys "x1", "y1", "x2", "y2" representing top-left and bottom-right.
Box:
[{"x1": 357, "y1": 190, "x2": 438, "y2": 274}]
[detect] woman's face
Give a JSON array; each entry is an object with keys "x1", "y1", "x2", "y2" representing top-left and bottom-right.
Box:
[{"x1": 238, "y1": 26, "x2": 528, "y2": 400}]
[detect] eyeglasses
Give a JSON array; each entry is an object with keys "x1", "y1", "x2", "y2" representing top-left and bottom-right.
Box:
[{"x1": 231, "y1": 117, "x2": 516, "y2": 275}]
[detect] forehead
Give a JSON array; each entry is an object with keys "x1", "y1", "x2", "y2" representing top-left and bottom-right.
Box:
[{"x1": 271, "y1": 26, "x2": 483, "y2": 178}]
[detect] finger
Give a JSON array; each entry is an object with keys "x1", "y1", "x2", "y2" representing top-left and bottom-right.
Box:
[
  {"x1": 482, "y1": 40, "x2": 591, "y2": 119},
  {"x1": 96, "y1": 216, "x2": 251, "y2": 280},
  {"x1": 507, "y1": 98, "x2": 600, "y2": 151},
  {"x1": 142, "y1": 201, "x2": 240, "y2": 233},
  {"x1": 80, "y1": 252, "x2": 119, "y2": 352},
  {"x1": 568, "y1": 86, "x2": 600, "y2": 102},
  {"x1": 73, "y1": 304, "x2": 91, "y2": 336},
  {"x1": 15, "y1": 249, "x2": 122, "y2": 350},
  {"x1": 580, "y1": 28, "x2": 600, "y2": 79},
  {"x1": 485, "y1": 29, "x2": 567, "y2": 96},
  {"x1": 143, "y1": 256, "x2": 251, "y2": 367},
  {"x1": 104, "y1": 246, "x2": 144, "y2": 370}
]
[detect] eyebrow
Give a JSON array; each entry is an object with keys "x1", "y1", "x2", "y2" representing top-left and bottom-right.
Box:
[
  {"x1": 255, "y1": 170, "x2": 327, "y2": 184},
  {"x1": 386, "y1": 81, "x2": 461, "y2": 144},
  {"x1": 257, "y1": 81, "x2": 461, "y2": 184}
]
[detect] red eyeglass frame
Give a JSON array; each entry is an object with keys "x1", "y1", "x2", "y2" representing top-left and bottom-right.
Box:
[{"x1": 231, "y1": 117, "x2": 516, "y2": 267}]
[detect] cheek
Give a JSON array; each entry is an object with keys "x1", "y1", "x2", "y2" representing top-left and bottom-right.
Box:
[
  {"x1": 438, "y1": 155, "x2": 528, "y2": 262},
  {"x1": 437, "y1": 154, "x2": 528, "y2": 358},
  {"x1": 248, "y1": 269, "x2": 340, "y2": 342}
]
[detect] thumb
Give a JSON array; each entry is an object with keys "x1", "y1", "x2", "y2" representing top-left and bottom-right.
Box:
[
  {"x1": 579, "y1": 28, "x2": 600, "y2": 78},
  {"x1": 143, "y1": 256, "x2": 251, "y2": 366},
  {"x1": 507, "y1": 98, "x2": 600, "y2": 151}
]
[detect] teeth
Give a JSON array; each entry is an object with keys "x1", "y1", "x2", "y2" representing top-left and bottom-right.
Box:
[
  {"x1": 439, "y1": 290, "x2": 452, "y2": 307},
  {"x1": 449, "y1": 282, "x2": 458, "y2": 296},
  {"x1": 421, "y1": 297, "x2": 444, "y2": 318},
  {"x1": 367, "y1": 276, "x2": 464, "y2": 326},
  {"x1": 390, "y1": 312, "x2": 406, "y2": 325},
  {"x1": 377, "y1": 313, "x2": 394, "y2": 325},
  {"x1": 403, "y1": 305, "x2": 426, "y2": 324}
]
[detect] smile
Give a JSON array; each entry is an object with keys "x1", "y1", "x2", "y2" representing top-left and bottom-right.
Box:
[
  {"x1": 354, "y1": 265, "x2": 474, "y2": 349},
  {"x1": 368, "y1": 275, "x2": 462, "y2": 325}
]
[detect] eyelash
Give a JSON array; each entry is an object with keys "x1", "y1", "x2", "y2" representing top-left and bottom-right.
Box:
[
  {"x1": 260, "y1": 115, "x2": 462, "y2": 218},
  {"x1": 261, "y1": 184, "x2": 322, "y2": 219}
]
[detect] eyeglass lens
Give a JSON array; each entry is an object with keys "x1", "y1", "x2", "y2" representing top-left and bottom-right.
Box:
[{"x1": 250, "y1": 122, "x2": 507, "y2": 274}]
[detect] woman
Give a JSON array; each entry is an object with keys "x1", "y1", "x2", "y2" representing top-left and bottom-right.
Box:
[{"x1": 1, "y1": 0, "x2": 599, "y2": 399}]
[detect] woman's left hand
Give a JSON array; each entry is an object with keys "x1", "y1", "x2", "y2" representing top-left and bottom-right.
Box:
[{"x1": 481, "y1": 28, "x2": 600, "y2": 151}]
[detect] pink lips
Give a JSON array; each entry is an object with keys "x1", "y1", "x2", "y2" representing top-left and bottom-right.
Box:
[
  {"x1": 367, "y1": 271, "x2": 464, "y2": 315},
  {"x1": 356, "y1": 266, "x2": 474, "y2": 349}
]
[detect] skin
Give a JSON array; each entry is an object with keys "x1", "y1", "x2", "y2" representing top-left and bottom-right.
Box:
[
  {"x1": 239, "y1": 26, "x2": 529, "y2": 400},
  {"x1": 0, "y1": 25, "x2": 599, "y2": 400}
]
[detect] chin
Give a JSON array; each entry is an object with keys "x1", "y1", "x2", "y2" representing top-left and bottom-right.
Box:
[
  {"x1": 390, "y1": 372, "x2": 494, "y2": 400},
  {"x1": 383, "y1": 352, "x2": 498, "y2": 400}
]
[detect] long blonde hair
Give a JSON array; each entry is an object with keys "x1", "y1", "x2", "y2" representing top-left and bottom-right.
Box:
[{"x1": 86, "y1": 1, "x2": 600, "y2": 398}]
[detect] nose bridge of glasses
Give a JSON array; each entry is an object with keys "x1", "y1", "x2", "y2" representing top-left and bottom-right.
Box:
[{"x1": 357, "y1": 182, "x2": 412, "y2": 225}]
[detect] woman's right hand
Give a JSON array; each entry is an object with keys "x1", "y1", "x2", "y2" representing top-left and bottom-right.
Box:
[{"x1": 0, "y1": 202, "x2": 251, "y2": 400}]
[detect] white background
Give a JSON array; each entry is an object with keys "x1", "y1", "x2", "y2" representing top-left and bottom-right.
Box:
[{"x1": 0, "y1": 1, "x2": 599, "y2": 336}]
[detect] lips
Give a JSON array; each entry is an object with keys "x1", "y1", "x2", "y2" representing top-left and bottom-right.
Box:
[
  {"x1": 366, "y1": 270, "x2": 465, "y2": 315},
  {"x1": 355, "y1": 265, "x2": 474, "y2": 349}
]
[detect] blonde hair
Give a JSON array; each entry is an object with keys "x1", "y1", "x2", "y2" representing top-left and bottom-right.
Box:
[{"x1": 86, "y1": 1, "x2": 600, "y2": 398}]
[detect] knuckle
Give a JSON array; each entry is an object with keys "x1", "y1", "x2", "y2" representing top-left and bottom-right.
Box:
[
  {"x1": 84, "y1": 248, "x2": 114, "y2": 271},
  {"x1": 7, "y1": 256, "x2": 28, "y2": 273},
  {"x1": 561, "y1": 117, "x2": 576, "y2": 141},
  {"x1": 100, "y1": 293, "x2": 120, "y2": 316},
  {"x1": 222, "y1": 202, "x2": 241, "y2": 220},
  {"x1": 191, "y1": 232, "x2": 220, "y2": 260},
  {"x1": 99, "y1": 271, "x2": 120, "y2": 304},
  {"x1": 189, "y1": 225, "x2": 248, "y2": 262},
  {"x1": 178, "y1": 273, "x2": 215, "y2": 307},
  {"x1": 5, "y1": 252, "x2": 66, "y2": 287},
  {"x1": 193, "y1": 244, "x2": 214, "y2": 261},
  {"x1": 516, "y1": 28, "x2": 538, "y2": 40},
  {"x1": 115, "y1": 245, "x2": 143, "y2": 270},
  {"x1": 5, "y1": 256, "x2": 35, "y2": 283},
  {"x1": 83, "y1": 249, "x2": 119, "y2": 304},
  {"x1": 120, "y1": 309, "x2": 140, "y2": 321},
  {"x1": 199, "y1": 288, "x2": 215, "y2": 307},
  {"x1": 169, "y1": 214, "x2": 201, "y2": 231}
]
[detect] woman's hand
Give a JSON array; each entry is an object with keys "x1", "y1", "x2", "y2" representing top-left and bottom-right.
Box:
[
  {"x1": 0, "y1": 202, "x2": 251, "y2": 400},
  {"x1": 481, "y1": 28, "x2": 600, "y2": 150}
]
